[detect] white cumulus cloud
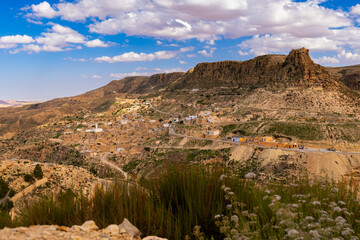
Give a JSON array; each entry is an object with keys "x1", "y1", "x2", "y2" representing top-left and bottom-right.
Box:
[
  {"x1": 351, "y1": 4, "x2": 360, "y2": 15},
  {"x1": 92, "y1": 75, "x2": 102, "y2": 79},
  {"x1": 31, "y1": 1, "x2": 57, "y2": 18},
  {"x1": 314, "y1": 50, "x2": 360, "y2": 66},
  {"x1": 10, "y1": 24, "x2": 110, "y2": 53},
  {"x1": 0, "y1": 35, "x2": 34, "y2": 44},
  {"x1": 85, "y1": 39, "x2": 108, "y2": 47},
  {"x1": 110, "y1": 67, "x2": 186, "y2": 79},
  {"x1": 239, "y1": 33, "x2": 339, "y2": 56},
  {"x1": 95, "y1": 51, "x2": 178, "y2": 63},
  {"x1": 0, "y1": 35, "x2": 34, "y2": 49},
  {"x1": 95, "y1": 47, "x2": 192, "y2": 63}
]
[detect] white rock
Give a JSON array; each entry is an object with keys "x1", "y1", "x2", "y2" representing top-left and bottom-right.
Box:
[
  {"x1": 80, "y1": 220, "x2": 98, "y2": 232},
  {"x1": 118, "y1": 218, "x2": 141, "y2": 237},
  {"x1": 104, "y1": 224, "x2": 119, "y2": 235},
  {"x1": 143, "y1": 237, "x2": 168, "y2": 240}
]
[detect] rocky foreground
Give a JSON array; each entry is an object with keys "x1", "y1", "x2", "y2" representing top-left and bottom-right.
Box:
[{"x1": 0, "y1": 219, "x2": 166, "y2": 240}]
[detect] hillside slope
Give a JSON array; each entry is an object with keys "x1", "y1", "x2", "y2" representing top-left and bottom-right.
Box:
[
  {"x1": 1, "y1": 48, "x2": 359, "y2": 137},
  {"x1": 0, "y1": 72, "x2": 184, "y2": 137},
  {"x1": 173, "y1": 48, "x2": 344, "y2": 90},
  {"x1": 327, "y1": 65, "x2": 360, "y2": 92},
  {"x1": 166, "y1": 48, "x2": 359, "y2": 116}
]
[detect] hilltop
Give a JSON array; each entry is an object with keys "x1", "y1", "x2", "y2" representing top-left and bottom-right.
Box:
[
  {"x1": 172, "y1": 48, "x2": 345, "y2": 90},
  {"x1": 0, "y1": 48, "x2": 359, "y2": 138}
]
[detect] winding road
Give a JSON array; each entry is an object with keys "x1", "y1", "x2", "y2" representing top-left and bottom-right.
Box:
[
  {"x1": 100, "y1": 152, "x2": 128, "y2": 180},
  {"x1": 147, "y1": 100, "x2": 360, "y2": 155}
]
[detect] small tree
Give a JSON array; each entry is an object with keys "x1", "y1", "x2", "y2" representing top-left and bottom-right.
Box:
[
  {"x1": 0, "y1": 177, "x2": 14, "y2": 212},
  {"x1": 33, "y1": 164, "x2": 43, "y2": 179},
  {"x1": 24, "y1": 174, "x2": 35, "y2": 183},
  {"x1": 0, "y1": 177, "x2": 15, "y2": 199}
]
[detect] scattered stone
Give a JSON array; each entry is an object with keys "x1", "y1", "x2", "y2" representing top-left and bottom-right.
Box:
[
  {"x1": 0, "y1": 220, "x2": 162, "y2": 240},
  {"x1": 80, "y1": 220, "x2": 99, "y2": 232},
  {"x1": 103, "y1": 224, "x2": 119, "y2": 236},
  {"x1": 118, "y1": 218, "x2": 141, "y2": 238}
]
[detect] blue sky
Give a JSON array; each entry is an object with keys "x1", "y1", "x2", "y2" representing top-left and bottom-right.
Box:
[{"x1": 1, "y1": 0, "x2": 360, "y2": 100}]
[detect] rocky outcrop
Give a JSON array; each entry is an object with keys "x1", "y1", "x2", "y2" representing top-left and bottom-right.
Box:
[
  {"x1": 277, "y1": 48, "x2": 342, "y2": 89},
  {"x1": 174, "y1": 48, "x2": 343, "y2": 90},
  {"x1": 0, "y1": 220, "x2": 167, "y2": 240}
]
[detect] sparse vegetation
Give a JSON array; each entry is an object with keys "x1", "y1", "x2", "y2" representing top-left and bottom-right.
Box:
[
  {"x1": 221, "y1": 122, "x2": 259, "y2": 137},
  {"x1": 2, "y1": 164, "x2": 360, "y2": 239},
  {"x1": 33, "y1": 164, "x2": 43, "y2": 179},
  {"x1": 264, "y1": 122, "x2": 324, "y2": 140},
  {"x1": 23, "y1": 174, "x2": 35, "y2": 183},
  {"x1": 0, "y1": 177, "x2": 15, "y2": 213}
]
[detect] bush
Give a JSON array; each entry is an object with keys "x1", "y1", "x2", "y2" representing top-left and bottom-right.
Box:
[
  {"x1": 0, "y1": 178, "x2": 13, "y2": 199},
  {"x1": 33, "y1": 164, "x2": 43, "y2": 179},
  {"x1": 0, "y1": 177, "x2": 15, "y2": 212},
  {"x1": 23, "y1": 174, "x2": 35, "y2": 183}
]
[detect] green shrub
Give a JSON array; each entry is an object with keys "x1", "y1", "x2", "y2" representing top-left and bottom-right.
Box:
[
  {"x1": 23, "y1": 174, "x2": 35, "y2": 183},
  {"x1": 0, "y1": 177, "x2": 15, "y2": 212},
  {"x1": 33, "y1": 164, "x2": 43, "y2": 179},
  {"x1": 264, "y1": 123, "x2": 324, "y2": 140}
]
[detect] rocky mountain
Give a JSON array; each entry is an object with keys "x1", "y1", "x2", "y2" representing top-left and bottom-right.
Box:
[
  {"x1": 0, "y1": 48, "x2": 359, "y2": 137},
  {"x1": 165, "y1": 48, "x2": 360, "y2": 116},
  {"x1": 327, "y1": 65, "x2": 360, "y2": 92},
  {"x1": 173, "y1": 48, "x2": 343, "y2": 90}
]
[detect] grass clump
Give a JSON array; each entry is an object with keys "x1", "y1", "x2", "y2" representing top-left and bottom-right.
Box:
[
  {"x1": 2, "y1": 165, "x2": 360, "y2": 239},
  {"x1": 23, "y1": 174, "x2": 35, "y2": 183},
  {"x1": 264, "y1": 122, "x2": 324, "y2": 141},
  {"x1": 216, "y1": 177, "x2": 360, "y2": 239}
]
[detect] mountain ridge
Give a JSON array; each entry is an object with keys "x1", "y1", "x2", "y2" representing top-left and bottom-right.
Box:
[
  {"x1": 172, "y1": 48, "x2": 344, "y2": 91},
  {"x1": 0, "y1": 48, "x2": 359, "y2": 137}
]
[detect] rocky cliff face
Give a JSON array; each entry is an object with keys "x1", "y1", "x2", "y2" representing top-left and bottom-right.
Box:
[
  {"x1": 278, "y1": 48, "x2": 336, "y2": 88},
  {"x1": 174, "y1": 48, "x2": 342, "y2": 90}
]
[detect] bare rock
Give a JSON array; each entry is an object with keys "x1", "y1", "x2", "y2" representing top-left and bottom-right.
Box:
[
  {"x1": 103, "y1": 224, "x2": 120, "y2": 236},
  {"x1": 56, "y1": 226, "x2": 69, "y2": 232},
  {"x1": 142, "y1": 237, "x2": 168, "y2": 240},
  {"x1": 80, "y1": 220, "x2": 99, "y2": 232},
  {"x1": 118, "y1": 218, "x2": 141, "y2": 238}
]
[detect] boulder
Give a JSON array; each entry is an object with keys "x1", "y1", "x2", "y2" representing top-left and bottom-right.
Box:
[
  {"x1": 142, "y1": 237, "x2": 168, "y2": 240},
  {"x1": 80, "y1": 220, "x2": 98, "y2": 233},
  {"x1": 118, "y1": 218, "x2": 141, "y2": 238}
]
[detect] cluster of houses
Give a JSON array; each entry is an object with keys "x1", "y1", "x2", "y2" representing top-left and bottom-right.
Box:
[
  {"x1": 60, "y1": 109, "x2": 168, "y2": 158},
  {"x1": 228, "y1": 136, "x2": 300, "y2": 148}
]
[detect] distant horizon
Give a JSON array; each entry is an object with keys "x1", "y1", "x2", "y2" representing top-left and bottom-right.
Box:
[{"x1": 1, "y1": 0, "x2": 360, "y2": 100}]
